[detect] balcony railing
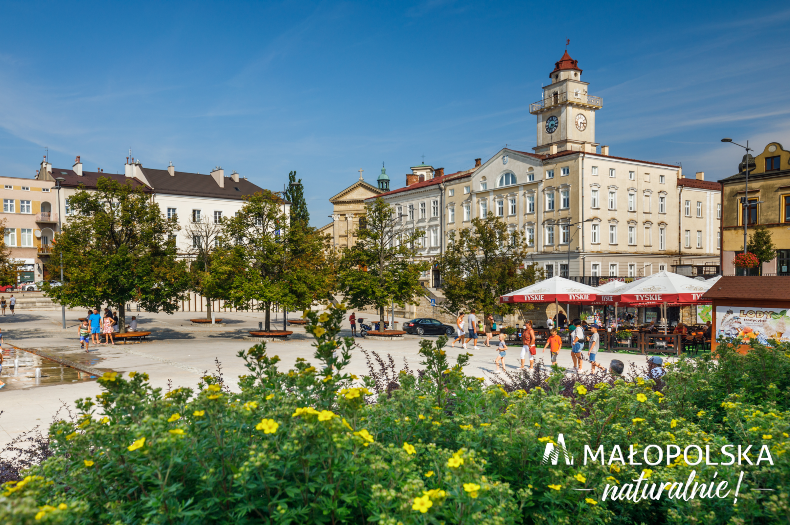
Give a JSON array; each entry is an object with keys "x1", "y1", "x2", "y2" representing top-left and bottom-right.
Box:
[
  {"x1": 38, "y1": 244, "x2": 53, "y2": 255},
  {"x1": 35, "y1": 212, "x2": 58, "y2": 223},
  {"x1": 529, "y1": 92, "x2": 603, "y2": 114}
]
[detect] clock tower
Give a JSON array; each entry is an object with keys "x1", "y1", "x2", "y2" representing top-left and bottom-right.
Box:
[{"x1": 530, "y1": 50, "x2": 603, "y2": 154}]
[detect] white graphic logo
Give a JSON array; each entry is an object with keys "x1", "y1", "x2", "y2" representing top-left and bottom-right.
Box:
[{"x1": 542, "y1": 433, "x2": 574, "y2": 465}]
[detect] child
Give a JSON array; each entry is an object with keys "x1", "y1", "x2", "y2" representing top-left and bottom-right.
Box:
[
  {"x1": 495, "y1": 333, "x2": 508, "y2": 372},
  {"x1": 588, "y1": 326, "x2": 604, "y2": 373},
  {"x1": 543, "y1": 328, "x2": 562, "y2": 365},
  {"x1": 79, "y1": 320, "x2": 90, "y2": 353}
]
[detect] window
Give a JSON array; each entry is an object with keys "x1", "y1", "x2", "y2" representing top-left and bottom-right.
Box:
[
  {"x1": 20, "y1": 200, "x2": 31, "y2": 214},
  {"x1": 658, "y1": 196, "x2": 666, "y2": 213},
  {"x1": 684, "y1": 230, "x2": 690, "y2": 248},
  {"x1": 561, "y1": 167, "x2": 569, "y2": 177},
  {"x1": 590, "y1": 223, "x2": 600, "y2": 244},
  {"x1": 717, "y1": 203, "x2": 722, "y2": 219},
  {"x1": 42, "y1": 188, "x2": 49, "y2": 192},
  {"x1": 193, "y1": 235, "x2": 202, "y2": 249},
  {"x1": 448, "y1": 189, "x2": 454, "y2": 197},
  {"x1": 496, "y1": 200, "x2": 504, "y2": 217},
  {"x1": 545, "y1": 225, "x2": 555, "y2": 245},
  {"x1": 608, "y1": 191, "x2": 616, "y2": 210},
  {"x1": 628, "y1": 193, "x2": 636, "y2": 212},
  {"x1": 65, "y1": 199, "x2": 71, "y2": 216},
  {"x1": 464, "y1": 186, "x2": 470, "y2": 194},
  {"x1": 214, "y1": 237, "x2": 221, "y2": 248},
  {"x1": 463, "y1": 204, "x2": 471, "y2": 221},
  {"x1": 546, "y1": 169, "x2": 554, "y2": 179},
  {"x1": 645, "y1": 173, "x2": 651, "y2": 183},
  {"x1": 644, "y1": 225, "x2": 652, "y2": 246},
  {"x1": 167, "y1": 208, "x2": 177, "y2": 219},
  {"x1": 659, "y1": 227, "x2": 666, "y2": 250},
  {"x1": 480, "y1": 180, "x2": 488, "y2": 191},
  {"x1": 396, "y1": 206, "x2": 403, "y2": 220},
  {"x1": 684, "y1": 200, "x2": 691, "y2": 216},
  {"x1": 21, "y1": 186, "x2": 29, "y2": 191},
  {"x1": 214, "y1": 211, "x2": 223, "y2": 224},
  {"x1": 3, "y1": 185, "x2": 10, "y2": 189},
  {"x1": 766, "y1": 156, "x2": 781, "y2": 171},
  {"x1": 591, "y1": 263, "x2": 600, "y2": 276},
  {"x1": 628, "y1": 225, "x2": 636, "y2": 245},
  {"x1": 2, "y1": 199, "x2": 14, "y2": 213},
  {"x1": 545, "y1": 264, "x2": 554, "y2": 278},
  {"x1": 527, "y1": 172, "x2": 535, "y2": 182},
  {"x1": 644, "y1": 195, "x2": 651, "y2": 213},
  {"x1": 609, "y1": 263, "x2": 618, "y2": 276},
  {"x1": 561, "y1": 189, "x2": 570, "y2": 209},
  {"x1": 431, "y1": 228, "x2": 438, "y2": 247},
  {"x1": 192, "y1": 209, "x2": 201, "y2": 223},
  {"x1": 742, "y1": 198, "x2": 758, "y2": 225},
  {"x1": 629, "y1": 171, "x2": 635, "y2": 180},
  {"x1": 4, "y1": 228, "x2": 15, "y2": 246},
  {"x1": 431, "y1": 200, "x2": 438, "y2": 217},
  {"x1": 560, "y1": 263, "x2": 569, "y2": 278},
  {"x1": 697, "y1": 231, "x2": 702, "y2": 248},
  {"x1": 449, "y1": 206, "x2": 455, "y2": 223},
  {"x1": 560, "y1": 224, "x2": 570, "y2": 244},
  {"x1": 546, "y1": 192, "x2": 555, "y2": 211},
  {"x1": 591, "y1": 189, "x2": 599, "y2": 208},
  {"x1": 659, "y1": 264, "x2": 666, "y2": 272},
  {"x1": 717, "y1": 231, "x2": 721, "y2": 250},
  {"x1": 509, "y1": 198, "x2": 516, "y2": 215},
  {"x1": 591, "y1": 166, "x2": 599, "y2": 176},
  {"x1": 696, "y1": 201, "x2": 702, "y2": 217},
  {"x1": 609, "y1": 224, "x2": 617, "y2": 244},
  {"x1": 480, "y1": 200, "x2": 488, "y2": 217},
  {"x1": 498, "y1": 172, "x2": 516, "y2": 187},
  {"x1": 609, "y1": 168, "x2": 616, "y2": 178},
  {"x1": 20, "y1": 228, "x2": 33, "y2": 247},
  {"x1": 659, "y1": 175, "x2": 665, "y2": 184},
  {"x1": 408, "y1": 205, "x2": 414, "y2": 221},
  {"x1": 526, "y1": 226, "x2": 534, "y2": 246},
  {"x1": 419, "y1": 202, "x2": 426, "y2": 219},
  {"x1": 526, "y1": 194, "x2": 535, "y2": 213},
  {"x1": 628, "y1": 263, "x2": 636, "y2": 277}
]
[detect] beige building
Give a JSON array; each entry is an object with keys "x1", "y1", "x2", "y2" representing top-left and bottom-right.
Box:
[
  {"x1": 319, "y1": 170, "x2": 385, "y2": 249},
  {"x1": 1, "y1": 176, "x2": 56, "y2": 282}
]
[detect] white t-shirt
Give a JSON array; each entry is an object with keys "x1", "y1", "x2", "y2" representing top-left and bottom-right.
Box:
[
  {"x1": 573, "y1": 326, "x2": 585, "y2": 344},
  {"x1": 589, "y1": 332, "x2": 599, "y2": 353},
  {"x1": 547, "y1": 318, "x2": 554, "y2": 329},
  {"x1": 9, "y1": 297, "x2": 15, "y2": 305},
  {"x1": 129, "y1": 319, "x2": 138, "y2": 331}
]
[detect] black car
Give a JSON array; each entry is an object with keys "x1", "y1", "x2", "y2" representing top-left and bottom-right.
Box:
[{"x1": 404, "y1": 318, "x2": 455, "y2": 336}]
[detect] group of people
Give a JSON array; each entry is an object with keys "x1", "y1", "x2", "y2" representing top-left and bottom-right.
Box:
[
  {"x1": 0, "y1": 295, "x2": 16, "y2": 315},
  {"x1": 78, "y1": 308, "x2": 138, "y2": 351}
]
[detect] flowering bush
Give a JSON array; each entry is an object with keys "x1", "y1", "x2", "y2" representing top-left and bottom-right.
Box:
[
  {"x1": 2, "y1": 305, "x2": 790, "y2": 523},
  {"x1": 734, "y1": 252, "x2": 760, "y2": 268}
]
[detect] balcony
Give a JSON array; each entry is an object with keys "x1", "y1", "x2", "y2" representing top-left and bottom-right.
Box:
[
  {"x1": 35, "y1": 212, "x2": 58, "y2": 223},
  {"x1": 529, "y1": 92, "x2": 603, "y2": 114},
  {"x1": 38, "y1": 244, "x2": 53, "y2": 256}
]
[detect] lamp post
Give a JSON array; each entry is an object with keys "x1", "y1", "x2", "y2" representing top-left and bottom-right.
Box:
[
  {"x1": 721, "y1": 138, "x2": 752, "y2": 257},
  {"x1": 55, "y1": 177, "x2": 66, "y2": 329}
]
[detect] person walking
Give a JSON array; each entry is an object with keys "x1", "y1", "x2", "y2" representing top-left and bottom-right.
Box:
[
  {"x1": 0, "y1": 296, "x2": 6, "y2": 315},
  {"x1": 78, "y1": 320, "x2": 90, "y2": 353},
  {"x1": 588, "y1": 325, "x2": 604, "y2": 373},
  {"x1": 89, "y1": 308, "x2": 102, "y2": 345},
  {"x1": 349, "y1": 312, "x2": 357, "y2": 337},
  {"x1": 102, "y1": 311, "x2": 116, "y2": 345},
  {"x1": 8, "y1": 295, "x2": 15, "y2": 315},
  {"x1": 543, "y1": 328, "x2": 562, "y2": 365},
  {"x1": 465, "y1": 310, "x2": 479, "y2": 350},
  {"x1": 520, "y1": 320, "x2": 536, "y2": 369},
  {"x1": 451, "y1": 312, "x2": 465, "y2": 348},
  {"x1": 571, "y1": 320, "x2": 586, "y2": 373},
  {"x1": 494, "y1": 333, "x2": 508, "y2": 372},
  {"x1": 484, "y1": 314, "x2": 494, "y2": 347}
]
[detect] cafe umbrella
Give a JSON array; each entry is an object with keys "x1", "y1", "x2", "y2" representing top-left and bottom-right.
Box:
[{"x1": 500, "y1": 276, "x2": 600, "y2": 328}]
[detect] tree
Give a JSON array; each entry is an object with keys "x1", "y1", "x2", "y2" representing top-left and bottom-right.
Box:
[
  {"x1": 184, "y1": 217, "x2": 232, "y2": 321},
  {"x1": 283, "y1": 171, "x2": 309, "y2": 226},
  {"x1": 337, "y1": 198, "x2": 429, "y2": 327},
  {"x1": 220, "y1": 190, "x2": 333, "y2": 331},
  {"x1": 0, "y1": 219, "x2": 17, "y2": 286},
  {"x1": 747, "y1": 225, "x2": 776, "y2": 265},
  {"x1": 43, "y1": 178, "x2": 189, "y2": 332},
  {"x1": 438, "y1": 213, "x2": 541, "y2": 320}
]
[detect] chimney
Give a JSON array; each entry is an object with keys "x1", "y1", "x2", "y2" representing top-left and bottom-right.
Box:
[
  {"x1": 168, "y1": 161, "x2": 175, "y2": 176},
  {"x1": 231, "y1": 170, "x2": 239, "y2": 182},
  {"x1": 601, "y1": 145, "x2": 609, "y2": 156},
  {"x1": 435, "y1": 167, "x2": 445, "y2": 178},
  {"x1": 73, "y1": 155, "x2": 83, "y2": 176},
  {"x1": 475, "y1": 158, "x2": 481, "y2": 168},
  {"x1": 211, "y1": 166, "x2": 225, "y2": 188},
  {"x1": 549, "y1": 144, "x2": 558, "y2": 155},
  {"x1": 406, "y1": 174, "x2": 419, "y2": 186},
  {"x1": 695, "y1": 171, "x2": 705, "y2": 181}
]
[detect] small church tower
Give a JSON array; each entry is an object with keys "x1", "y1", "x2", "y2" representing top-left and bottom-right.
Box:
[{"x1": 377, "y1": 163, "x2": 390, "y2": 191}]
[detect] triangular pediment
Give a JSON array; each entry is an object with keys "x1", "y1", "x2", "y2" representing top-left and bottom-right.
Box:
[{"x1": 329, "y1": 180, "x2": 382, "y2": 203}]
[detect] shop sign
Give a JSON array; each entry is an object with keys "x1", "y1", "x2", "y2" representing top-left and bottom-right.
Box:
[{"x1": 716, "y1": 306, "x2": 790, "y2": 344}]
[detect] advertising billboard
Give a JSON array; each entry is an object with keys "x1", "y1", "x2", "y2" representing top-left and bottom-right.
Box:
[{"x1": 715, "y1": 306, "x2": 790, "y2": 344}]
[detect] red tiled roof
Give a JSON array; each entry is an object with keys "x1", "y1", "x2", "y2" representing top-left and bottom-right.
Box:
[
  {"x1": 702, "y1": 277, "x2": 790, "y2": 301},
  {"x1": 538, "y1": 149, "x2": 682, "y2": 169},
  {"x1": 551, "y1": 50, "x2": 581, "y2": 77},
  {"x1": 367, "y1": 168, "x2": 475, "y2": 200},
  {"x1": 677, "y1": 178, "x2": 722, "y2": 191},
  {"x1": 50, "y1": 169, "x2": 151, "y2": 191}
]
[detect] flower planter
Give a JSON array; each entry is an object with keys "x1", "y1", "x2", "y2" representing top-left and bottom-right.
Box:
[
  {"x1": 288, "y1": 319, "x2": 308, "y2": 326},
  {"x1": 248, "y1": 330, "x2": 293, "y2": 341},
  {"x1": 191, "y1": 319, "x2": 223, "y2": 324}
]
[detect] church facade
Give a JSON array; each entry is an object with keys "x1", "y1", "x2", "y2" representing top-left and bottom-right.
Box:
[{"x1": 318, "y1": 168, "x2": 387, "y2": 249}]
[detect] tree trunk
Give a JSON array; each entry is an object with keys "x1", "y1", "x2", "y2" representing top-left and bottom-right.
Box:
[
  {"x1": 265, "y1": 302, "x2": 271, "y2": 332},
  {"x1": 379, "y1": 305, "x2": 385, "y2": 330},
  {"x1": 206, "y1": 298, "x2": 212, "y2": 321},
  {"x1": 119, "y1": 303, "x2": 126, "y2": 334}
]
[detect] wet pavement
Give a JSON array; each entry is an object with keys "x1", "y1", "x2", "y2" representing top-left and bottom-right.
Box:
[{"x1": 1, "y1": 346, "x2": 101, "y2": 392}]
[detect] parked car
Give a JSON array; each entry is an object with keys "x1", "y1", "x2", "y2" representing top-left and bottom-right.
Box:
[
  {"x1": 20, "y1": 282, "x2": 39, "y2": 291},
  {"x1": 0, "y1": 284, "x2": 14, "y2": 292},
  {"x1": 404, "y1": 318, "x2": 455, "y2": 336}
]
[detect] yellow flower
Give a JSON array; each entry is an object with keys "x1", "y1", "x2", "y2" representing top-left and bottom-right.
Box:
[
  {"x1": 342, "y1": 418, "x2": 353, "y2": 431},
  {"x1": 423, "y1": 488, "x2": 446, "y2": 499},
  {"x1": 697, "y1": 410, "x2": 706, "y2": 417},
  {"x1": 168, "y1": 413, "x2": 181, "y2": 422},
  {"x1": 412, "y1": 495, "x2": 433, "y2": 513},
  {"x1": 318, "y1": 313, "x2": 330, "y2": 323},
  {"x1": 256, "y1": 419, "x2": 279, "y2": 434},
  {"x1": 292, "y1": 407, "x2": 320, "y2": 418},
  {"x1": 538, "y1": 436, "x2": 553, "y2": 442},
  {"x1": 128, "y1": 437, "x2": 146, "y2": 451},
  {"x1": 58, "y1": 503, "x2": 67, "y2": 510},
  {"x1": 243, "y1": 401, "x2": 258, "y2": 411},
  {"x1": 432, "y1": 421, "x2": 441, "y2": 426},
  {"x1": 317, "y1": 410, "x2": 336, "y2": 421},
  {"x1": 425, "y1": 471, "x2": 434, "y2": 477},
  {"x1": 642, "y1": 469, "x2": 653, "y2": 478},
  {"x1": 632, "y1": 418, "x2": 645, "y2": 424},
  {"x1": 636, "y1": 393, "x2": 647, "y2": 403},
  {"x1": 403, "y1": 442, "x2": 416, "y2": 455},
  {"x1": 101, "y1": 372, "x2": 118, "y2": 381},
  {"x1": 100, "y1": 417, "x2": 110, "y2": 424},
  {"x1": 65, "y1": 432, "x2": 77, "y2": 441},
  {"x1": 463, "y1": 483, "x2": 481, "y2": 499},
  {"x1": 354, "y1": 429, "x2": 374, "y2": 445},
  {"x1": 207, "y1": 384, "x2": 221, "y2": 392},
  {"x1": 78, "y1": 418, "x2": 91, "y2": 429},
  {"x1": 671, "y1": 419, "x2": 677, "y2": 428},
  {"x1": 418, "y1": 414, "x2": 426, "y2": 420},
  {"x1": 35, "y1": 511, "x2": 46, "y2": 520},
  {"x1": 266, "y1": 394, "x2": 275, "y2": 400},
  {"x1": 574, "y1": 473, "x2": 586, "y2": 483},
  {"x1": 576, "y1": 385, "x2": 587, "y2": 395},
  {"x1": 480, "y1": 423, "x2": 491, "y2": 427},
  {"x1": 548, "y1": 484, "x2": 562, "y2": 491},
  {"x1": 84, "y1": 460, "x2": 94, "y2": 467},
  {"x1": 169, "y1": 428, "x2": 185, "y2": 435},
  {"x1": 447, "y1": 456, "x2": 464, "y2": 468},
  {"x1": 313, "y1": 327, "x2": 327, "y2": 338},
  {"x1": 207, "y1": 394, "x2": 221, "y2": 400},
  {"x1": 193, "y1": 410, "x2": 205, "y2": 417},
  {"x1": 606, "y1": 476, "x2": 620, "y2": 484},
  {"x1": 586, "y1": 497, "x2": 598, "y2": 505},
  {"x1": 764, "y1": 434, "x2": 773, "y2": 440},
  {"x1": 610, "y1": 464, "x2": 621, "y2": 473},
  {"x1": 460, "y1": 424, "x2": 474, "y2": 431}
]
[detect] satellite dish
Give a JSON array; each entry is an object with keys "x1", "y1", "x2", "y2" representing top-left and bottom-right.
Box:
[{"x1": 34, "y1": 230, "x2": 42, "y2": 238}]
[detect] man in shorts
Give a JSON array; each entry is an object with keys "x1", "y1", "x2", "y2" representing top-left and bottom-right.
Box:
[
  {"x1": 587, "y1": 325, "x2": 604, "y2": 373},
  {"x1": 465, "y1": 310, "x2": 478, "y2": 350},
  {"x1": 451, "y1": 312, "x2": 465, "y2": 348},
  {"x1": 8, "y1": 295, "x2": 14, "y2": 315},
  {"x1": 571, "y1": 320, "x2": 586, "y2": 372},
  {"x1": 520, "y1": 320, "x2": 536, "y2": 369},
  {"x1": 89, "y1": 308, "x2": 102, "y2": 344}
]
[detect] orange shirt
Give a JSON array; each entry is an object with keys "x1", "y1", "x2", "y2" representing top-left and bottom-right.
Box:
[{"x1": 548, "y1": 335, "x2": 562, "y2": 353}]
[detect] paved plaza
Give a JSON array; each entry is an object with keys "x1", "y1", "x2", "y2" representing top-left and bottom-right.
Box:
[{"x1": 0, "y1": 306, "x2": 661, "y2": 446}]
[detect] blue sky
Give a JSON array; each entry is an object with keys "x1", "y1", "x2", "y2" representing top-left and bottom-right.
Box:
[{"x1": 1, "y1": 0, "x2": 789, "y2": 225}]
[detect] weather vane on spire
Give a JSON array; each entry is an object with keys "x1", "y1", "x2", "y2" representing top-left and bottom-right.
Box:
[{"x1": 566, "y1": 38, "x2": 570, "y2": 48}]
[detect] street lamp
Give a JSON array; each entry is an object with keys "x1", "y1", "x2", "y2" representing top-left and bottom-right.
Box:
[
  {"x1": 721, "y1": 138, "x2": 753, "y2": 257},
  {"x1": 55, "y1": 177, "x2": 65, "y2": 329}
]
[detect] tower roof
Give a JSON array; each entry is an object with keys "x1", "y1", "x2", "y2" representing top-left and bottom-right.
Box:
[
  {"x1": 551, "y1": 50, "x2": 582, "y2": 78},
  {"x1": 377, "y1": 164, "x2": 389, "y2": 181}
]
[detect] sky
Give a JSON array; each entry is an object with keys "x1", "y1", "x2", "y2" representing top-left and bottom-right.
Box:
[{"x1": 1, "y1": 0, "x2": 789, "y2": 226}]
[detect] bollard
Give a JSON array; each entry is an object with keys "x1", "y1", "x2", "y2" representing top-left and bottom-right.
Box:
[
  {"x1": 259, "y1": 322, "x2": 263, "y2": 330},
  {"x1": 35, "y1": 368, "x2": 41, "y2": 378},
  {"x1": 14, "y1": 358, "x2": 18, "y2": 368}
]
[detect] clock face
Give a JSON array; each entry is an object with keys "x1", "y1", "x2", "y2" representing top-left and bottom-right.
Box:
[
  {"x1": 545, "y1": 116, "x2": 559, "y2": 134},
  {"x1": 575, "y1": 113, "x2": 587, "y2": 131}
]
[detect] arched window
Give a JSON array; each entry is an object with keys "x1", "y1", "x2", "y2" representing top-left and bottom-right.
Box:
[{"x1": 497, "y1": 172, "x2": 516, "y2": 187}]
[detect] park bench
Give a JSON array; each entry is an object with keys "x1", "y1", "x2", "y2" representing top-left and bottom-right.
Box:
[{"x1": 113, "y1": 331, "x2": 151, "y2": 344}]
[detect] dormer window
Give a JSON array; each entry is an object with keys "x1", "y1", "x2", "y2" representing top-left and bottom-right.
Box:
[
  {"x1": 766, "y1": 156, "x2": 781, "y2": 171},
  {"x1": 497, "y1": 172, "x2": 516, "y2": 187}
]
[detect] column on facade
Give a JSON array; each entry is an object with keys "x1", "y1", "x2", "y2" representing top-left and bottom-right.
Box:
[{"x1": 346, "y1": 214, "x2": 354, "y2": 248}]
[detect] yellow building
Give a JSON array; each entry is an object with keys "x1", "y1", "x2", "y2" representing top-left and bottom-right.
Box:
[
  {"x1": 318, "y1": 170, "x2": 385, "y2": 249},
  {"x1": 720, "y1": 142, "x2": 790, "y2": 275}
]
